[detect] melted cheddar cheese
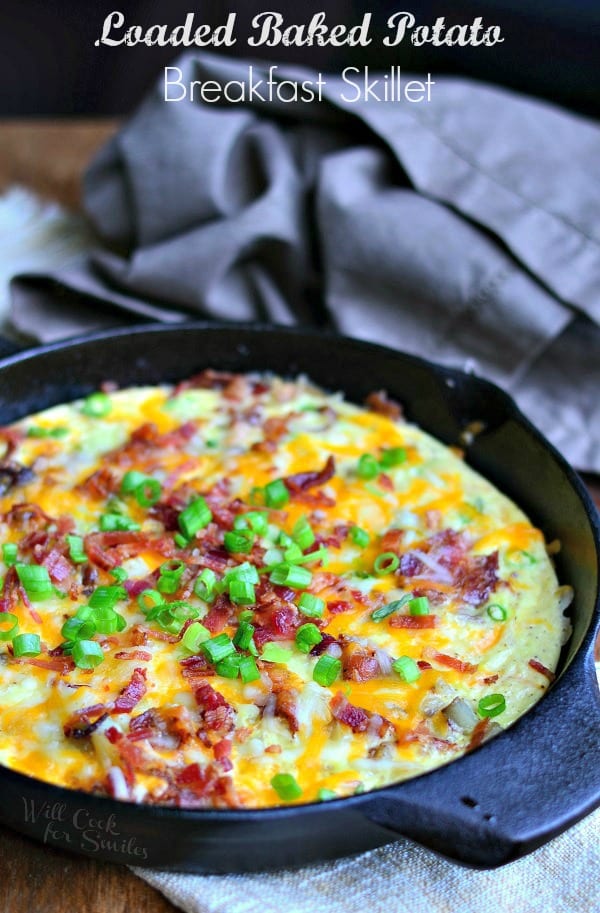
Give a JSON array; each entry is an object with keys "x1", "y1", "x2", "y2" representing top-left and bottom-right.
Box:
[{"x1": 0, "y1": 372, "x2": 571, "y2": 808}]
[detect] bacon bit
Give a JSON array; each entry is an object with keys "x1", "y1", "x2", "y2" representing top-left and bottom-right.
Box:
[
  {"x1": 432, "y1": 652, "x2": 478, "y2": 674},
  {"x1": 365, "y1": 390, "x2": 403, "y2": 420},
  {"x1": 194, "y1": 681, "x2": 234, "y2": 734},
  {"x1": 64, "y1": 704, "x2": 109, "y2": 738},
  {"x1": 262, "y1": 666, "x2": 301, "y2": 734},
  {"x1": 378, "y1": 473, "x2": 394, "y2": 491},
  {"x1": 381, "y1": 528, "x2": 403, "y2": 553},
  {"x1": 173, "y1": 369, "x2": 237, "y2": 396},
  {"x1": 3, "y1": 502, "x2": 50, "y2": 530},
  {"x1": 411, "y1": 587, "x2": 447, "y2": 607},
  {"x1": 0, "y1": 427, "x2": 25, "y2": 458},
  {"x1": 311, "y1": 633, "x2": 340, "y2": 656},
  {"x1": 203, "y1": 594, "x2": 235, "y2": 634},
  {"x1": 252, "y1": 414, "x2": 293, "y2": 453},
  {"x1": 528, "y1": 658, "x2": 556, "y2": 682},
  {"x1": 459, "y1": 551, "x2": 499, "y2": 606},
  {"x1": 113, "y1": 668, "x2": 147, "y2": 714},
  {"x1": 175, "y1": 762, "x2": 219, "y2": 797},
  {"x1": 114, "y1": 650, "x2": 152, "y2": 662},
  {"x1": 284, "y1": 455, "x2": 336, "y2": 494},
  {"x1": 316, "y1": 524, "x2": 349, "y2": 549},
  {"x1": 341, "y1": 641, "x2": 380, "y2": 682},
  {"x1": 77, "y1": 467, "x2": 119, "y2": 499},
  {"x1": 42, "y1": 549, "x2": 72, "y2": 583},
  {"x1": 265, "y1": 744, "x2": 282, "y2": 754},
  {"x1": 18, "y1": 655, "x2": 75, "y2": 674},
  {"x1": 327, "y1": 600, "x2": 353, "y2": 616},
  {"x1": 482, "y1": 674, "x2": 499, "y2": 685},
  {"x1": 331, "y1": 692, "x2": 393, "y2": 737},
  {"x1": 390, "y1": 615, "x2": 438, "y2": 629},
  {"x1": 105, "y1": 726, "x2": 122, "y2": 744},
  {"x1": 417, "y1": 660, "x2": 433, "y2": 670},
  {"x1": 467, "y1": 718, "x2": 490, "y2": 751},
  {"x1": 181, "y1": 654, "x2": 215, "y2": 684},
  {"x1": 84, "y1": 530, "x2": 175, "y2": 570}
]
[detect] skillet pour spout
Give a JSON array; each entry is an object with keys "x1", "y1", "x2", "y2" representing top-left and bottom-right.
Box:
[{"x1": 0, "y1": 321, "x2": 598, "y2": 873}]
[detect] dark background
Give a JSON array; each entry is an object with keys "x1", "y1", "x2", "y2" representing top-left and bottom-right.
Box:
[{"x1": 1, "y1": 0, "x2": 599, "y2": 117}]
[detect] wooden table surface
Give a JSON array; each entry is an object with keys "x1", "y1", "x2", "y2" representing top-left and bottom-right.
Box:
[{"x1": 0, "y1": 119, "x2": 598, "y2": 913}]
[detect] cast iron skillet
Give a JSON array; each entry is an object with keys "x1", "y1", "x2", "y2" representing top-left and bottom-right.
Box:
[{"x1": 0, "y1": 322, "x2": 598, "y2": 873}]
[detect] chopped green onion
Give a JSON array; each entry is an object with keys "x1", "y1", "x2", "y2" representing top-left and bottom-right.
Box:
[
  {"x1": 157, "y1": 559, "x2": 186, "y2": 595},
  {"x1": 135, "y1": 478, "x2": 162, "y2": 508},
  {"x1": 487, "y1": 604, "x2": 507, "y2": 622},
  {"x1": 392, "y1": 655, "x2": 421, "y2": 683},
  {"x1": 379, "y1": 447, "x2": 407, "y2": 469},
  {"x1": 283, "y1": 543, "x2": 303, "y2": 564},
  {"x1": 81, "y1": 392, "x2": 111, "y2": 418},
  {"x1": 238, "y1": 609, "x2": 254, "y2": 623},
  {"x1": 349, "y1": 526, "x2": 370, "y2": 548},
  {"x1": 373, "y1": 552, "x2": 400, "y2": 576},
  {"x1": 295, "y1": 623, "x2": 322, "y2": 654},
  {"x1": 297, "y1": 593, "x2": 325, "y2": 618},
  {"x1": 61, "y1": 615, "x2": 97, "y2": 642},
  {"x1": 88, "y1": 585, "x2": 127, "y2": 611},
  {"x1": 72, "y1": 639, "x2": 104, "y2": 669},
  {"x1": 15, "y1": 563, "x2": 53, "y2": 601},
  {"x1": 239, "y1": 655, "x2": 260, "y2": 683},
  {"x1": 137, "y1": 589, "x2": 163, "y2": 613},
  {"x1": 234, "y1": 511, "x2": 269, "y2": 536},
  {"x1": 201, "y1": 633, "x2": 236, "y2": 664},
  {"x1": 271, "y1": 773, "x2": 302, "y2": 801},
  {"x1": 27, "y1": 425, "x2": 68, "y2": 438},
  {"x1": 181, "y1": 621, "x2": 211, "y2": 652},
  {"x1": 278, "y1": 532, "x2": 293, "y2": 548},
  {"x1": 224, "y1": 562, "x2": 259, "y2": 585},
  {"x1": 313, "y1": 654, "x2": 341, "y2": 687},
  {"x1": 357, "y1": 454, "x2": 379, "y2": 480},
  {"x1": 409, "y1": 596, "x2": 430, "y2": 616},
  {"x1": 317, "y1": 788, "x2": 337, "y2": 801},
  {"x1": 194, "y1": 568, "x2": 218, "y2": 602},
  {"x1": 215, "y1": 653, "x2": 242, "y2": 679},
  {"x1": 109, "y1": 566, "x2": 128, "y2": 583},
  {"x1": 92, "y1": 607, "x2": 127, "y2": 635},
  {"x1": 294, "y1": 546, "x2": 329, "y2": 566},
  {"x1": 0, "y1": 613, "x2": 19, "y2": 641},
  {"x1": 264, "y1": 479, "x2": 290, "y2": 509},
  {"x1": 229, "y1": 579, "x2": 256, "y2": 606},
  {"x1": 248, "y1": 486, "x2": 265, "y2": 506},
  {"x1": 66, "y1": 535, "x2": 87, "y2": 564},
  {"x1": 2, "y1": 543, "x2": 18, "y2": 567},
  {"x1": 179, "y1": 496, "x2": 212, "y2": 539},
  {"x1": 370, "y1": 594, "x2": 411, "y2": 622},
  {"x1": 224, "y1": 530, "x2": 255, "y2": 554},
  {"x1": 261, "y1": 643, "x2": 292, "y2": 664},
  {"x1": 478, "y1": 693, "x2": 506, "y2": 718},
  {"x1": 174, "y1": 533, "x2": 189, "y2": 549},
  {"x1": 99, "y1": 514, "x2": 140, "y2": 532},
  {"x1": 233, "y1": 621, "x2": 255, "y2": 650},
  {"x1": 12, "y1": 632, "x2": 41, "y2": 657},
  {"x1": 269, "y1": 564, "x2": 312, "y2": 590},
  {"x1": 121, "y1": 470, "x2": 147, "y2": 494},
  {"x1": 292, "y1": 516, "x2": 315, "y2": 551}
]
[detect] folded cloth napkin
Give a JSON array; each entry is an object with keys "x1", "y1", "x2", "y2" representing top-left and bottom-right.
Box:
[{"x1": 9, "y1": 52, "x2": 600, "y2": 471}]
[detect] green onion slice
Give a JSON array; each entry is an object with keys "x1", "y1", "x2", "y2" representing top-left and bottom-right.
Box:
[
  {"x1": 271, "y1": 773, "x2": 302, "y2": 801},
  {"x1": 409, "y1": 596, "x2": 430, "y2": 616},
  {"x1": 297, "y1": 593, "x2": 325, "y2": 618},
  {"x1": 349, "y1": 526, "x2": 370, "y2": 548},
  {"x1": 181, "y1": 621, "x2": 211, "y2": 652},
  {"x1": 370, "y1": 594, "x2": 411, "y2": 622},
  {"x1": 264, "y1": 479, "x2": 290, "y2": 509},
  {"x1": 261, "y1": 643, "x2": 292, "y2": 664},
  {"x1": 373, "y1": 552, "x2": 400, "y2": 576},
  {"x1": 487, "y1": 604, "x2": 507, "y2": 622},
  {"x1": 392, "y1": 655, "x2": 421, "y2": 683},
  {"x1": 269, "y1": 563, "x2": 312, "y2": 590},
  {"x1": 295, "y1": 623, "x2": 323, "y2": 654},
  {"x1": 81, "y1": 392, "x2": 111, "y2": 418},
  {"x1": 478, "y1": 693, "x2": 506, "y2": 718},
  {"x1": 313, "y1": 654, "x2": 341, "y2": 687},
  {"x1": 179, "y1": 496, "x2": 212, "y2": 539},
  {"x1": 12, "y1": 633, "x2": 42, "y2": 657},
  {"x1": 72, "y1": 639, "x2": 104, "y2": 669},
  {"x1": 0, "y1": 613, "x2": 19, "y2": 641},
  {"x1": 15, "y1": 563, "x2": 53, "y2": 601}
]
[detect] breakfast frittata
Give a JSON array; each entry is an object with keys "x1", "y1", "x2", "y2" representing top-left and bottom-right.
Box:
[{"x1": 0, "y1": 371, "x2": 571, "y2": 807}]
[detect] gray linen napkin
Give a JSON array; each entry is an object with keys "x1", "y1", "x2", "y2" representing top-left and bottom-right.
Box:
[{"x1": 10, "y1": 52, "x2": 600, "y2": 470}]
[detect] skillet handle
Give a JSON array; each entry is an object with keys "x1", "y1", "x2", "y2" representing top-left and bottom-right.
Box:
[
  {"x1": 0, "y1": 335, "x2": 24, "y2": 359},
  {"x1": 361, "y1": 649, "x2": 600, "y2": 868}
]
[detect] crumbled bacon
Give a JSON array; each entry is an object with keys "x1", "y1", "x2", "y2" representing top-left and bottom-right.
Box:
[
  {"x1": 263, "y1": 666, "x2": 301, "y2": 734},
  {"x1": 467, "y1": 718, "x2": 490, "y2": 751},
  {"x1": 19, "y1": 655, "x2": 75, "y2": 674},
  {"x1": 203, "y1": 593, "x2": 236, "y2": 634},
  {"x1": 284, "y1": 455, "x2": 335, "y2": 494},
  {"x1": 3, "y1": 502, "x2": 50, "y2": 531},
  {"x1": 252, "y1": 414, "x2": 294, "y2": 453},
  {"x1": 114, "y1": 650, "x2": 152, "y2": 662},
  {"x1": 390, "y1": 615, "x2": 438, "y2": 629},
  {"x1": 341, "y1": 641, "x2": 380, "y2": 682},
  {"x1": 113, "y1": 668, "x2": 147, "y2": 713},
  {"x1": 64, "y1": 704, "x2": 109, "y2": 739},
  {"x1": 330, "y1": 692, "x2": 393, "y2": 737},
  {"x1": 194, "y1": 681, "x2": 234, "y2": 734},
  {"x1": 311, "y1": 633, "x2": 340, "y2": 656},
  {"x1": 41, "y1": 549, "x2": 72, "y2": 583},
  {"x1": 180, "y1": 655, "x2": 215, "y2": 684},
  {"x1": 0, "y1": 427, "x2": 25, "y2": 458},
  {"x1": 431, "y1": 652, "x2": 478, "y2": 674},
  {"x1": 84, "y1": 530, "x2": 175, "y2": 569},
  {"x1": 327, "y1": 600, "x2": 353, "y2": 616},
  {"x1": 381, "y1": 528, "x2": 403, "y2": 553},
  {"x1": 77, "y1": 467, "x2": 119, "y2": 499},
  {"x1": 459, "y1": 552, "x2": 499, "y2": 606},
  {"x1": 528, "y1": 658, "x2": 556, "y2": 682},
  {"x1": 365, "y1": 390, "x2": 403, "y2": 420}
]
